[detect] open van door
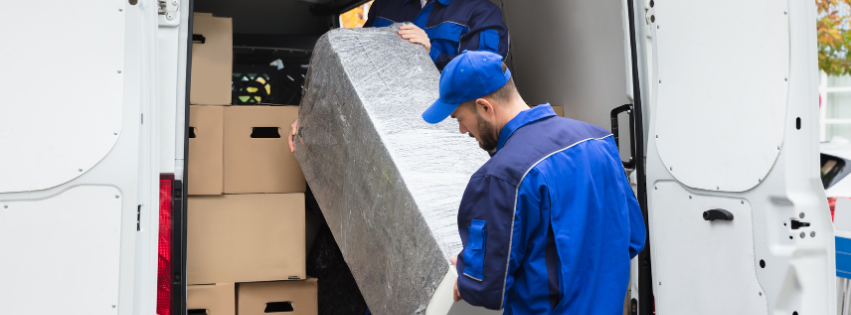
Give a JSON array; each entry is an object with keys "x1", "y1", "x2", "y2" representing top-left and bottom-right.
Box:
[
  {"x1": 642, "y1": 0, "x2": 835, "y2": 314},
  {"x1": 0, "y1": 1, "x2": 164, "y2": 314}
]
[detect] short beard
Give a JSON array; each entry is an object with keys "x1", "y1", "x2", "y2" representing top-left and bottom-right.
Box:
[{"x1": 475, "y1": 113, "x2": 498, "y2": 152}]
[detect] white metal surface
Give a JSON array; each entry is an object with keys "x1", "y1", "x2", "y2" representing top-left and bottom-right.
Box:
[
  {"x1": 130, "y1": 1, "x2": 165, "y2": 314},
  {"x1": 0, "y1": 0, "x2": 125, "y2": 193},
  {"x1": 646, "y1": 0, "x2": 835, "y2": 314},
  {"x1": 0, "y1": 1, "x2": 161, "y2": 314},
  {"x1": 652, "y1": 0, "x2": 789, "y2": 192},
  {"x1": 651, "y1": 182, "x2": 767, "y2": 313},
  {"x1": 158, "y1": 6, "x2": 181, "y2": 174},
  {"x1": 0, "y1": 186, "x2": 122, "y2": 314},
  {"x1": 174, "y1": 0, "x2": 192, "y2": 181},
  {"x1": 836, "y1": 199, "x2": 851, "y2": 315}
]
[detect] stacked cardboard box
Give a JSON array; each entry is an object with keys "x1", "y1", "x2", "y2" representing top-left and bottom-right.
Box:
[
  {"x1": 186, "y1": 13, "x2": 316, "y2": 315},
  {"x1": 188, "y1": 12, "x2": 231, "y2": 196}
]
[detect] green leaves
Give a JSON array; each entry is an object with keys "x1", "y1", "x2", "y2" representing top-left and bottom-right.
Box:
[{"x1": 817, "y1": 0, "x2": 851, "y2": 75}]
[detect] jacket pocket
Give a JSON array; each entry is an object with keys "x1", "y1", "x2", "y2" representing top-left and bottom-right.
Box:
[
  {"x1": 479, "y1": 29, "x2": 499, "y2": 53},
  {"x1": 463, "y1": 219, "x2": 487, "y2": 281},
  {"x1": 425, "y1": 22, "x2": 468, "y2": 42}
]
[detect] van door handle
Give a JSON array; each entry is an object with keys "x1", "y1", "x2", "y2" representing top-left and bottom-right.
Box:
[
  {"x1": 193, "y1": 34, "x2": 206, "y2": 44},
  {"x1": 703, "y1": 209, "x2": 734, "y2": 221},
  {"x1": 610, "y1": 104, "x2": 635, "y2": 169}
]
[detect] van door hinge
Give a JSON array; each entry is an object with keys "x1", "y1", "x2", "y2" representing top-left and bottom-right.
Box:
[{"x1": 157, "y1": 0, "x2": 180, "y2": 26}]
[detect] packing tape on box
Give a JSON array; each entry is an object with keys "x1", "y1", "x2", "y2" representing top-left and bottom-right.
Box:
[{"x1": 294, "y1": 24, "x2": 489, "y2": 315}]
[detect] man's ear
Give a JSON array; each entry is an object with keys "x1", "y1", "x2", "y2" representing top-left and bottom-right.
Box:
[{"x1": 476, "y1": 98, "x2": 495, "y2": 117}]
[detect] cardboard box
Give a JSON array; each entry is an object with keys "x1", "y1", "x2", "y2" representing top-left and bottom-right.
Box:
[
  {"x1": 238, "y1": 279, "x2": 318, "y2": 315},
  {"x1": 187, "y1": 194, "x2": 306, "y2": 284},
  {"x1": 223, "y1": 105, "x2": 305, "y2": 194},
  {"x1": 191, "y1": 13, "x2": 232, "y2": 105},
  {"x1": 552, "y1": 105, "x2": 565, "y2": 117},
  {"x1": 187, "y1": 283, "x2": 235, "y2": 315},
  {"x1": 188, "y1": 105, "x2": 224, "y2": 195}
]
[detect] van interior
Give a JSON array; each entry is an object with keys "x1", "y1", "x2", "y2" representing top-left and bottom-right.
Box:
[
  {"x1": 193, "y1": 0, "x2": 638, "y2": 134},
  {"x1": 186, "y1": 0, "x2": 641, "y2": 313}
]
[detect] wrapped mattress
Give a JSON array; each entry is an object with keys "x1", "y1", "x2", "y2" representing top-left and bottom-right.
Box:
[{"x1": 294, "y1": 24, "x2": 489, "y2": 314}]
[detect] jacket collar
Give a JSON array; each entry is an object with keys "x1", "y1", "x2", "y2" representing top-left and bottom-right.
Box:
[{"x1": 493, "y1": 104, "x2": 557, "y2": 156}]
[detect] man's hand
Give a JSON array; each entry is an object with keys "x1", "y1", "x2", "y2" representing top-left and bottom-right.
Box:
[
  {"x1": 288, "y1": 119, "x2": 299, "y2": 153},
  {"x1": 451, "y1": 256, "x2": 463, "y2": 302},
  {"x1": 398, "y1": 24, "x2": 431, "y2": 53}
]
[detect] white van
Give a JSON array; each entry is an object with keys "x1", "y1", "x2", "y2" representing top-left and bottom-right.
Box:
[{"x1": 0, "y1": 0, "x2": 834, "y2": 314}]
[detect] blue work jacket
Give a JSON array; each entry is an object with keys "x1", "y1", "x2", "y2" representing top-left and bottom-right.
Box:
[
  {"x1": 364, "y1": 0, "x2": 509, "y2": 70},
  {"x1": 455, "y1": 105, "x2": 646, "y2": 314}
]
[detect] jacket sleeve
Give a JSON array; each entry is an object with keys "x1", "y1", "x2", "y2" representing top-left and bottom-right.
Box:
[
  {"x1": 433, "y1": 2, "x2": 509, "y2": 70},
  {"x1": 456, "y1": 174, "x2": 543, "y2": 310},
  {"x1": 363, "y1": 0, "x2": 380, "y2": 27}
]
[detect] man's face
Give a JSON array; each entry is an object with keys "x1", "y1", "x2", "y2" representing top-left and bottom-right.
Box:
[{"x1": 451, "y1": 101, "x2": 499, "y2": 152}]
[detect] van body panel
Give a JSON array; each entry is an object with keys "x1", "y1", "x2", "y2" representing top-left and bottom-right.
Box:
[
  {"x1": 0, "y1": 1, "x2": 126, "y2": 193},
  {"x1": 645, "y1": 0, "x2": 835, "y2": 314},
  {"x1": 0, "y1": 1, "x2": 163, "y2": 314},
  {"x1": 0, "y1": 186, "x2": 123, "y2": 314}
]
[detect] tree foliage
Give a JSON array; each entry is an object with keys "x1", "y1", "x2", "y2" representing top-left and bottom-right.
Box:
[{"x1": 818, "y1": 0, "x2": 851, "y2": 75}]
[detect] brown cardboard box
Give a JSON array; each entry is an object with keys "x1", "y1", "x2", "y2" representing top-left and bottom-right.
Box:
[
  {"x1": 529, "y1": 104, "x2": 565, "y2": 117},
  {"x1": 187, "y1": 283, "x2": 235, "y2": 315},
  {"x1": 187, "y1": 194, "x2": 306, "y2": 284},
  {"x1": 191, "y1": 13, "x2": 232, "y2": 105},
  {"x1": 238, "y1": 279, "x2": 318, "y2": 315},
  {"x1": 223, "y1": 105, "x2": 305, "y2": 194},
  {"x1": 552, "y1": 105, "x2": 565, "y2": 117},
  {"x1": 188, "y1": 105, "x2": 224, "y2": 195}
]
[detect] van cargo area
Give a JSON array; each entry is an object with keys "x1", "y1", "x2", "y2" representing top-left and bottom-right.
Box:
[
  {"x1": 2, "y1": 0, "x2": 836, "y2": 314},
  {"x1": 184, "y1": 0, "x2": 638, "y2": 315}
]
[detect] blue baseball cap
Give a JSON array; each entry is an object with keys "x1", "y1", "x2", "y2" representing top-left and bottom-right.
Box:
[{"x1": 422, "y1": 50, "x2": 512, "y2": 124}]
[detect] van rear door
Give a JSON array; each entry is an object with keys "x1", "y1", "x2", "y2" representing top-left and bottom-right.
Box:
[
  {"x1": 643, "y1": 0, "x2": 834, "y2": 314},
  {"x1": 0, "y1": 1, "x2": 162, "y2": 314}
]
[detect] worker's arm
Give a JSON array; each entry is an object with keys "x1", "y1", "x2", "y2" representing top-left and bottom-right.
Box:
[
  {"x1": 399, "y1": 25, "x2": 431, "y2": 52},
  {"x1": 363, "y1": 0, "x2": 381, "y2": 27},
  {"x1": 455, "y1": 172, "x2": 543, "y2": 310},
  {"x1": 288, "y1": 119, "x2": 298, "y2": 152},
  {"x1": 431, "y1": 2, "x2": 509, "y2": 70}
]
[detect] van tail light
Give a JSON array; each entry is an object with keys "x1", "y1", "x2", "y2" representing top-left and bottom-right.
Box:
[
  {"x1": 830, "y1": 197, "x2": 837, "y2": 222},
  {"x1": 829, "y1": 197, "x2": 851, "y2": 222},
  {"x1": 157, "y1": 174, "x2": 175, "y2": 315}
]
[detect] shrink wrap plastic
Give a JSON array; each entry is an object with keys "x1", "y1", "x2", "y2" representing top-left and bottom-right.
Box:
[{"x1": 294, "y1": 24, "x2": 489, "y2": 314}]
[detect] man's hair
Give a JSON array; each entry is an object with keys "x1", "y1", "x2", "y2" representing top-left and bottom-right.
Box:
[{"x1": 462, "y1": 62, "x2": 517, "y2": 111}]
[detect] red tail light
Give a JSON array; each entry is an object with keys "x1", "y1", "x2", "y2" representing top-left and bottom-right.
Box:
[
  {"x1": 830, "y1": 197, "x2": 837, "y2": 222},
  {"x1": 157, "y1": 174, "x2": 174, "y2": 315}
]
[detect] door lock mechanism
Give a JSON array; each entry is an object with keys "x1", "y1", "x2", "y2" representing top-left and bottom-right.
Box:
[{"x1": 157, "y1": 0, "x2": 179, "y2": 23}]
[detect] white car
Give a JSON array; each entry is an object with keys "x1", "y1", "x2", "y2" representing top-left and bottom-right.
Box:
[{"x1": 821, "y1": 137, "x2": 851, "y2": 218}]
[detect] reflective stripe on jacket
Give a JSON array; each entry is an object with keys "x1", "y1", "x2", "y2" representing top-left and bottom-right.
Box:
[{"x1": 456, "y1": 105, "x2": 646, "y2": 314}]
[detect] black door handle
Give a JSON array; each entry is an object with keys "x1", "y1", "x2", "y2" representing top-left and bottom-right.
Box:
[
  {"x1": 192, "y1": 34, "x2": 206, "y2": 44},
  {"x1": 610, "y1": 104, "x2": 636, "y2": 169},
  {"x1": 703, "y1": 209, "x2": 734, "y2": 221}
]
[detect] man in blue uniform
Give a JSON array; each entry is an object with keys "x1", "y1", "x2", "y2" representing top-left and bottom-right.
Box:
[
  {"x1": 288, "y1": 0, "x2": 509, "y2": 152},
  {"x1": 422, "y1": 51, "x2": 646, "y2": 314},
  {"x1": 366, "y1": 0, "x2": 509, "y2": 71}
]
